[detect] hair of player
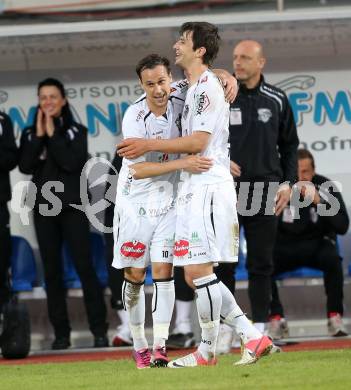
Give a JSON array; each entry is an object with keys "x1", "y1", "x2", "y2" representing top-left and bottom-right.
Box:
[
  {"x1": 179, "y1": 22, "x2": 221, "y2": 66},
  {"x1": 298, "y1": 148, "x2": 315, "y2": 169},
  {"x1": 136, "y1": 54, "x2": 171, "y2": 80}
]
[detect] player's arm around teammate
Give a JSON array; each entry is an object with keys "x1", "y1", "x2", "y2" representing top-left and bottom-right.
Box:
[{"x1": 112, "y1": 54, "x2": 213, "y2": 369}]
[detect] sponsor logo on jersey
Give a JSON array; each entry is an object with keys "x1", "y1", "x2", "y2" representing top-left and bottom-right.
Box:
[
  {"x1": 174, "y1": 239, "x2": 189, "y2": 257},
  {"x1": 120, "y1": 241, "x2": 146, "y2": 258},
  {"x1": 136, "y1": 110, "x2": 145, "y2": 122},
  {"x1": 148, "y1": 203, "x2": 172, "y2": 217},
  {"x1": 190, "y1": 231, "x2": 202, "y2": 247},
  {"x1": 138, "y1": 207, "x2": 146, "y2": 216},
  {"x1": 177, "y1": 192, "x2": 193, "y2": 206},
  {"x1": 257, "y1": 108, "x2": 272, "y2": 123},
  {"x1": 176, "y1": 80, "x2": 189, "y2": 93},
  {"x1": 195, "y1": 92, "x2": 210, "y2": 115},
  {"x1": 164, "y1": 233, "x2": 175, "y2": 247},
  {"x1": 152, "y1": 130, "x2": 163, "y2": 136}
]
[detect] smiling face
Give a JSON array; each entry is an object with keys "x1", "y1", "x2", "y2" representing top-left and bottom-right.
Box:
[
  {"x1": 173, "y1": 30, "x2": 197, "y2": 69},
  {"x1": 38, "y1": 85, "x2": 66, "y2": 117},
  {"x1": 233, "y1": 40, "x2": 265, "y2": 88},
  {"x1": 139, "y1": 64, "x2": 172, "y2": 115}
]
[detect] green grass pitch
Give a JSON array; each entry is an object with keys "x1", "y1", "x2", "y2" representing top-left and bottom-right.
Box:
[{"x1": 1, "y1": 349, "x2": 351, "y2": 390}]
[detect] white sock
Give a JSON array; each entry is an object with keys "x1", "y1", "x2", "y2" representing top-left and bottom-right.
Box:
[
  {"x1": 218, "y1": 281, "x2": 261, "y2": 343},
  {"x1": 253, "y1": 322, "x2": 265, "y2": 334},
  {"x1": 193, "y1": 274, "x2": 222, "y2": 360},
  {"x1": 220, "y1": 323, "x2": 232, "y2": 333},
  {"x1": 174, "y1": 300, "x2": 193, "y2": 334},
  {"x1": 122, "y1": 279, "x2": 148, "y2": 351},
  {"x1": 117, "y1": 309, "x2": 129, "y2": 329},
  {"x1": 152, "y1": 278, "x2": 175, "y2": 350}
]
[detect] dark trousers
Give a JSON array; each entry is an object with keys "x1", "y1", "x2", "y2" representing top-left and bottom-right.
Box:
[
  {"x1": 0, "y1": 203, "x2": 11, "y2": 310},
  {"x1": 270, "y1": 238, "x2": 344, "y2": 317},
  {"x1": 238, "y1": 213, "x2": 278, "y2": 323},
  {"x1": 104, "y1": 202, "x2": 124, "y2": 310},
  {"x1": 174, "y1": 263, "x2": 236, "y2": 302},
  {"x1": 34, "y1": 207, "x2": 107, "y2": 338}
]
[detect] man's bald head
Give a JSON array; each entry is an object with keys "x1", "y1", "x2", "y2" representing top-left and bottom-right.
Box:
[{"x1": 233, "y1": 40, "x2": 266, "y2": 88}]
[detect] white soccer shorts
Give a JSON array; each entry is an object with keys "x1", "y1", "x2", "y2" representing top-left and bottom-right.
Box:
[
  {"x1": 173, "y1": 180, "x2": 239, "y2": 266},
  {"x1": 112, "y1": 199, "x2": 175, "y2": 269}
]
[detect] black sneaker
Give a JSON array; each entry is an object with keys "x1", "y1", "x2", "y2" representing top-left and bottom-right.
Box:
[
  {"x1": 167, "y1": 332, "x2": 196, "y2": 349},
  {"x1": 52, "y1": 336, "x2": 71, "y2": 350},
  {"x1": 94, "y1": 335, "x2": 109, "y2": 348}
]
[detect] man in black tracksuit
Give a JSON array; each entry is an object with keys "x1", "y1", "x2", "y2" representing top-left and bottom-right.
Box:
[
  {"x1": 229, "y1": 40, "x2": 299, "y2": 331},
  {"x1": 19, "y1": 78, "x2": 108, "y2": 349},
  {"x1": 0, "y1": 112, "x2": 18, "y2": 314},
  {"x1": 270, "y1": 149, "x2": 349, "y2": 337}
]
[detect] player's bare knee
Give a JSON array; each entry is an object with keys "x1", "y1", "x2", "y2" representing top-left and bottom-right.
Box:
[
  {"x1": 152, "y1": 262, "x2": 173, "y2": 279},
  {"x1": 123, "y1": 270, "x2": 145, "y2": 309},
  {"x1": 184, "y1": 272, "x2": 195, "y2": 289},
  {"x1": 124, "y1": 267, "x2": 146, "y2": 284},
  {"x1": 184, "y1": 263, "x2": 214, "y2": 288}
]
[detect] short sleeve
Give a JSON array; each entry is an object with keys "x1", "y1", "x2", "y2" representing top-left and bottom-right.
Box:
[
  {"x1": 121, "y1": 105, "x2": 147, "y2": 164},
  {"x1": 191, "y1": 76, "x2": 223, "y2": 134},
  {"x1": 122, "y1": 104, "x2": 147, "y2": 139}
]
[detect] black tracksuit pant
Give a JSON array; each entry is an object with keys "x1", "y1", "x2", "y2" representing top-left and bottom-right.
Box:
[
  {"x1": 0, "y1": 203, "x2": 11, "y2": 311},
  {"x1": 270, "y1": 237, "x2": 344, "y2": 317},
  {"x1": 238, "y1": 213, "x2": 278, "y2": 323},
  {"x1": 34, "y1": 207, "x2": 107, "y2": 338}
]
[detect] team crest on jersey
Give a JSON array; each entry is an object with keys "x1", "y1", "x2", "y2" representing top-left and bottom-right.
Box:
[
  {"x1": 257, "y1": 108, "x2": 272, "y2": 123},
  {"x1": 120, "y1": 240, "x2": 146, "y2": 259},
  {"x1": 200, "y1": 76, "x2": 208, "y2": 84},
  {"x1": 195, "y1": 92, "x2": 210, "y2": 115}
]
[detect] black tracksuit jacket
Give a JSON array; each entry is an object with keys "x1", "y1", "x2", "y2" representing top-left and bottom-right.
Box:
[
  {"x1": 0, "y1": 112, "x2": 18, "y2": 203},
  {"x1": 229, "y1": 76, "x2": 299, "y2": 185},
  {"x1": 19, "y1": 117, "x2": 88, "y2": 208}
]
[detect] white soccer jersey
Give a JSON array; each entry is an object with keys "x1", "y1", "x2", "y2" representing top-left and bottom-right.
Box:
[
  {"x1": 181, "y1": 70, "x2": 232, "y2": 184},
  {"x1": 113, "y1": 86, "x2": 185, "y2": 269},
  {"x1": 117, "y1": 90, "x2": 184, "y2": 203}
]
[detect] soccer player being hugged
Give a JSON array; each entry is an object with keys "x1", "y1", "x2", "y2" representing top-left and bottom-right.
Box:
[
  {"x1": 112, "y1": 54, "x2": 214, "y2": 369},
  {"x1": 118, "y1": 22, "x2": 274, "y2": 368}
]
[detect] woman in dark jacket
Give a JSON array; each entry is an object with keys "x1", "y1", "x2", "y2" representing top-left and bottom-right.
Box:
[{"x1": 19, "y1": 78, "x2": 108, "y2": 349}]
